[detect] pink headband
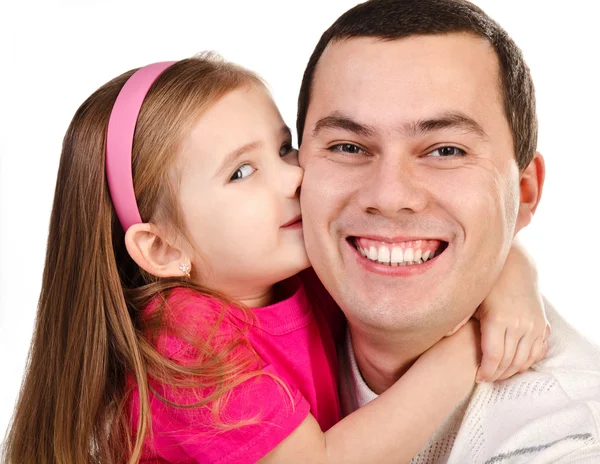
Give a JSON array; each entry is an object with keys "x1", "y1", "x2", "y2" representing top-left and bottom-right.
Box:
[{"x1": 106, "y1": 61, "x2": 176, "y2": 231}]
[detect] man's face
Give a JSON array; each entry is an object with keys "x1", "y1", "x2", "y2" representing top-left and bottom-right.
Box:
[{"x1": 299, "y1": 33, "x2": 534, "y2": 336}]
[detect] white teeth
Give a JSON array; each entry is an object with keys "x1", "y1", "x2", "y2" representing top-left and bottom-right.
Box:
[
  {"x1": 378, "y1": 246, "x2": 390, "y2": 264},
  {"x1": 391, "y1": 247, "x2": 403, "y2": 264},
  {"x1": 368, "y1": 246, "x2": 378, "y2": 261},
  {"x1": 414, "y1": 249, "x2": 422, "y2": 262},
  {"x1": 356, "y1": 242, "x2": 442, "y2": 266}
]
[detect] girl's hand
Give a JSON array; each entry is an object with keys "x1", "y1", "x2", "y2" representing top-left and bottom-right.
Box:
[
  {"x1": 475, "y1": 241, "x2": 550, "y2": 383},
  {"x1": 428, "y1": 319, "x2": 482, "y2": 377}
]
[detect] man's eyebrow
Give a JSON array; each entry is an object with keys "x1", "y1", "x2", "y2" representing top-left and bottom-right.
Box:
[
  {"x1": 404, "y1": 112, "x2": 488, "y2": 140},
  {"x1": 312, "y1": 113, "x2": 378, "y2": 139},
  {"x1": 215, "y1": 126, "x2": 292, "y2": 178},
  {"x1": 311, "y1": 111, "x2": 486, "y2": 141}
]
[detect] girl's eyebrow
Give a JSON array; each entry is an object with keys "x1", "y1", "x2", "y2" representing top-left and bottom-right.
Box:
[
  {"x1": 215, "y1": 140, "x2": 263, "y2": 178},
  {"x1": 214, "y1": 125, "x2": 292, "y2": 178}
]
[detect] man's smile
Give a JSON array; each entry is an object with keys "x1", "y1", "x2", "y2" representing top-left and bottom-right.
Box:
[
  {"x1": 344, "y1": 236, "x2": 450, "y2": 277},
  {"x1": 350, "y1": 237, "x2": 448, "y2": 266}
]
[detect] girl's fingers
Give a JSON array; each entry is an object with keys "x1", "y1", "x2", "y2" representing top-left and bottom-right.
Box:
[
  {"x1": 486, "y1": 329, "x2": 520, "y2": 383},
  {"x1": 543, "y1": 322, "x2": 551, "y2": 341},
  {"x1": 539, "y1": 338, "x2": 549, "y2": 361},
  {"x1": 518, "y1": 336, "x2": 544, "y2": 374},
  {"x1": 497, "y1": 334, "x2": 535, "y2": 380},
  {"x1": 530, "y1": 336, "x2": 547, "y2": 363},
  {"x1": 516, "y1": 322, "x2": 548, "y2": 374},
  {"x1": 476, "y1": 324, "x2": 506, "y2": 383}
]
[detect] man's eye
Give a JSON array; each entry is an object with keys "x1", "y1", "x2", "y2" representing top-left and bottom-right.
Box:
[
  {"x1": 328, "y1": 143, "x2": 365, "y2": 155},
  {"x1": 280, "y1": 142, "x2": 297, "y2": 157},
  {"x1": 230, "y1": 164, "x2": 256, "y2": 181},
  {"x1": 428, "y1": 146, "x2": 466, "y2": 157}
]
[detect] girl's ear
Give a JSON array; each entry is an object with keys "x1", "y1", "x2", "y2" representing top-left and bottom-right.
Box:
[{"x1": 124, "y1": 223, "x2": 191, "y2": 278}]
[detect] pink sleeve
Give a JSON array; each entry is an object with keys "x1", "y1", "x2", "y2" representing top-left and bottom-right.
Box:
[
  {"x1": 139, "y1": 368, "x2": 311, "y2": 464},
  {"x1": 135, "y1": 291, "x2": 311, "y2": 463}
]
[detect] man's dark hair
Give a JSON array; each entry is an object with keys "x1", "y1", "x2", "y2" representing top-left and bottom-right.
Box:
[{"x1": 297, "y1": 0, "x2": 537, "y2": 170}]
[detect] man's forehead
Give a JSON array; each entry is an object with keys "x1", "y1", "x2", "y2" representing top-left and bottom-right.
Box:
[
  {"x1": 313, "y1": 33, "x2": 497, "y2": 89},
  {"x1": 308, "y1": 33, "x2": 502, "y2": 126}
]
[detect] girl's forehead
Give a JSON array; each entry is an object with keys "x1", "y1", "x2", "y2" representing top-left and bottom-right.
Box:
[{"x1": 176, "y1": 85, "x2": 285, "y2": 174}]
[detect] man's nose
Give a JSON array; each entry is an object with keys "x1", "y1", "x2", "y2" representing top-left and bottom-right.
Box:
[{"x1": 358, "y1": 157, "x2": 428, "y2": 217}]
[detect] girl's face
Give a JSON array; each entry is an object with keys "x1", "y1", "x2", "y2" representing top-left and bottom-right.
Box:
[{"x1": 176, "y1": 84, "x2": 309, "y2": 306}]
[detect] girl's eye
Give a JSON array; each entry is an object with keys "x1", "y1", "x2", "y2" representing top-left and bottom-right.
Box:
[
  {"x1": 280, "y1": 142, "x2": 297, "y2": 157},
  {"x1": 230, "y1": 164, "x2": 256, "y2": 181},
  {"x1": 328, "y1": 143, "x2": 365, "y2": 155},
  {"x1": 428, "y1": 146, "x2": 466, "y2": 157}
]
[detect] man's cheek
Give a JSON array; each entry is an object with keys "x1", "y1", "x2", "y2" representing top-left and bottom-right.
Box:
[
  {"x1": 311, "y1": 165, "x2": 356, "y2": 199},
  {"x1": 298, "y1": 147, "x2": 308, "y2": 168},
  {"x1": 303, "y1": 167, "x2": 334, "y2": 203},
  {"x1": 441, "y1": 174, "x2": 495, "y2": 213}
]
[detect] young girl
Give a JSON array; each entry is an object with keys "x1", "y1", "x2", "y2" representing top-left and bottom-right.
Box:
[{"x1": 3, "y1": 55, "x2": 549, "y2": 464}]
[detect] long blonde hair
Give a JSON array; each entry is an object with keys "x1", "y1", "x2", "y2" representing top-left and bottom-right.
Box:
[{"x1": 3, "y1": 53, "x2": 268, "y2": 464}]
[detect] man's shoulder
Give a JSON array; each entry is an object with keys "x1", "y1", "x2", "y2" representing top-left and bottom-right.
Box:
[
  {"x1": 538, "y1": 298, "x2": 600, "y2": 377},
  {"x1": 450, "y1": 300, "x2": 600, "y2": 463}
]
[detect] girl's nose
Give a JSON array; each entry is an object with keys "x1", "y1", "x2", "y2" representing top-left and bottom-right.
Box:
[{"x1": 279, "y1": 156, "x2": 304, "y2": 198}]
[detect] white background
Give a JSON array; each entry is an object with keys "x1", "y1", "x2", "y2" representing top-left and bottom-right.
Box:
[{"x1": 1, "y1": 0, "x2": 599, "y2": 443}]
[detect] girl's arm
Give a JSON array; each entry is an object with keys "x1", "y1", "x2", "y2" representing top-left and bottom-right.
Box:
[{"x1": 260, "y1": 321, "x2": 481, "y2": 464}]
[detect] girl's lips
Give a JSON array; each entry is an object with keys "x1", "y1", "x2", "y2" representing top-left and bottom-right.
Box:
[{"x1": 282, "y1": 215, "x2": 302, "y2": 228}]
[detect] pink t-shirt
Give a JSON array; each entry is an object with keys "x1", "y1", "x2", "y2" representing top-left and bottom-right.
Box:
[{"x1": 129, "y1": 271, "x2": 342, "y2": 463}]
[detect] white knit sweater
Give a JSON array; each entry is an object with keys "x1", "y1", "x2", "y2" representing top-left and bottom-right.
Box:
[{"x1": 339, "y1": 301, "x2": 600, "y2": 463}]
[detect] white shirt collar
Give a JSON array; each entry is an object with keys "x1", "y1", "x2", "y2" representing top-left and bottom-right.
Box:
[{"x1": 345, "y1": 326, "x2": 379, "y2": 408}]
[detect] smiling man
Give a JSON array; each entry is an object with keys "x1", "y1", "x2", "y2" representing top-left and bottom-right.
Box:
[{"x1": 297, "y1": 0, "x2": 600, "y2": 462}]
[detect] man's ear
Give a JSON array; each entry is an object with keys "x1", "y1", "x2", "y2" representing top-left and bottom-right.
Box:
[
  {"x1": 124, "y1": 223, "x2": 190, "y2": 278},
  {"x1": 515, "y1": 152, "x2": 545, "y2": 234}
]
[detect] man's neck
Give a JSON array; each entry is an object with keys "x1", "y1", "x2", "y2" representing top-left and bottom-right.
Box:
[{"x1": 349, "y1": 323, "x2": 443, "y2": 394}]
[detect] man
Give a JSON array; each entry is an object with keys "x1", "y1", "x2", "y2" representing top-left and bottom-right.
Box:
[{"x1": 297, "y1": 0, "x2": 600, "y2": 462}]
